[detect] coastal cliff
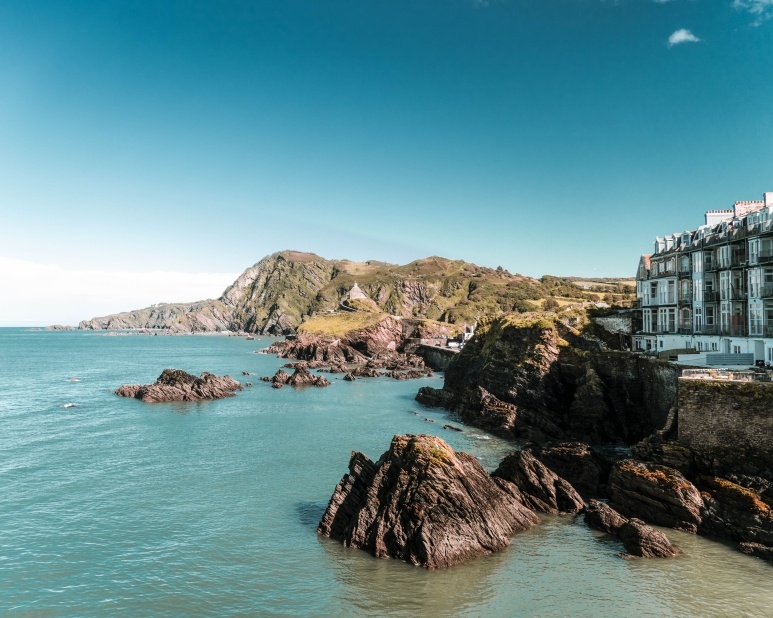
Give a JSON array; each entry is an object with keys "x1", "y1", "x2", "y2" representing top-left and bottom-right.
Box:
[{"x1": 416, "y1": 312, "x2": 678, "y2": 445}]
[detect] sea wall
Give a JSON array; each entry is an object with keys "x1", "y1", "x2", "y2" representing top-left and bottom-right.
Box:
[
  {"x1": 417, "y1": 345, "x2": 458, "y2": 371},
  {"x1": 678, "y1": 379, "x2": 773, "y2": 475}
]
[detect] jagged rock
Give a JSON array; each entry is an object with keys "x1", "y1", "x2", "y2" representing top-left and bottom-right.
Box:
[
  {"x1": 584, "y1": 499, "x2": 628, "y2": 535},
  {"x1": 524, "y1": 442, "x2": 611, "y2": 499},
  {"x1": 267, "y1": 335, "x2": 366, "y2": 365},
  {"x1": 608, "y1": 460, "x2": 703, "y2": 533},
  {"x1": 343, "y1": 373, "x2": 356, "y2": 382},
  {"x1": 443, "y1": 424, "x2": 463, "y2": 432},
  {"x1": 584, "y1": 500, "x2": 679, "y2": 559},
  {"x1": 115, "y1": 369, "x2": 243, "y2": 403},
  {"x1": 416, "y1": 386, "x2": 454, "y2": 407},
  {"x1": 351, "y1": 366, "x2": 382, "y2": 378},
  {"x1": 318, "y1": 434, "x2": 540, "y2": 568},
  {"x1": 698, "y1": 476, "x2": 773, "y2": 547},
  {"x1": 492, "y1": 450, "x2": 585, "y2": 514},
  {"x1": 266, "y1": 364, "x2": 331, "y2": 388},
  {"x1": 739, "y1": 542, "x2": 773, "y2": 562}
]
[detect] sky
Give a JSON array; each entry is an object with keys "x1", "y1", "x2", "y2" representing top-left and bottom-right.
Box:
[{"x1": 1, "y1": 0, "x2": 771, "y2": 325}]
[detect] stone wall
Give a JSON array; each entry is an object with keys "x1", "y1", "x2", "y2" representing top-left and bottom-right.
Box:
[
  {"x1": 678, "y1": 379, "x2": 773, "y2": 473},
  {"x1": 417, "y1": 345, "x2": 458, "y2": 371}
]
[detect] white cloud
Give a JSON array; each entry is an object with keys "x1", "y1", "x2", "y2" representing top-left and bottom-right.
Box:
[
  {"x1": 733, "y1": 0, "x2": 773, "y2": 24},
  {"x1": 667, "y1": 28, "x2": 701, "y2": 46},
  {"x1": 0, "y1": 256, "x2": 238, "y2": 326}
]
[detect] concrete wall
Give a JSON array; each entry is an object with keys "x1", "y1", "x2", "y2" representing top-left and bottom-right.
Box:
[
  {"x1": 678, "y1": 379, "x2": 773, "y2": 464},
  {"x1": 416, "y1": 345, "x2": 458, "y2": 371}
]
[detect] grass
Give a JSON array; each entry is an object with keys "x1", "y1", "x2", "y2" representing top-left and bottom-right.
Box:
[{"x1": 298, "y1": 312, "x2": 388, "y2": 336}]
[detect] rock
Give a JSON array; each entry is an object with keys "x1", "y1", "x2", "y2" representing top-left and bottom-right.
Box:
[
  {"x1": 524, "y1": 442, "x2": 611, "y2": 499},
  {"x1": 619, "y1": 519, "x2": 680, "y2": 559},
  {"x1": 443, "y1": 424, "x2": 463, "y2": 432},
  {"x1": 245, "y1": 382, "x2": 252, "y2": 387},
  {"x1": 608, "y1": 460, "x2": 704, "y2": 533},
  {"x1": 492, "y1": 450, "x2": 585, "y2": 514},
  {"x1": 318, "y1": 434, "x2": 540, "y2": 568},
  {"x1": 698, "y1": 476, "x2": 773, "y2": 547},
  {"x1": 350, "y1": 366, "x2": 382, "y2": 378},
  {"x1": 584, "y1": 500, "x2": 679, "y2": 559},
  {"x1": 45, "y1": 324, "x2": 73, "y2": 331},
  {"x1": 115, "y1": 369, "x2": 243, "y2": 403},
  {"x1": 343, "y1": 373, "x2": 356, "y2": 381},
  {"x1": 270, "y1": 364, "x2": 331, "y2": 387},
  {"x1": 739, "y1": 542, "x2": 773, "y2": 562},
  {"x1": 266, "y1": 335, "x2": 366, "y2": 364},
  {"x1": 584, "y1": 499, "x2": 628, "y2": 535},
  {"x1": 416, "y1": 386, "x2": 455, "y2": 408}
]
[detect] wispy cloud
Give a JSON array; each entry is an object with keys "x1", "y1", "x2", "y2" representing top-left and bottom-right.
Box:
[
  {"x1": 733, "y1": 0, "x2": 773, "y2": 24},
  {"x1": 667, "y1": 28, "x2": 700, "y2": 46}
]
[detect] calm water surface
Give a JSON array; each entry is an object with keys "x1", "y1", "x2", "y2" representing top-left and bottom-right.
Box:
[{"x1": 0, "y1": 328, "x2": 770, "y2": 617}]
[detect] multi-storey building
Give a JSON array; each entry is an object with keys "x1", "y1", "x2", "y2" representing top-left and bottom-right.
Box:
[{"x1": 634, "y1": 192, "x2": 773, "y2": 365}]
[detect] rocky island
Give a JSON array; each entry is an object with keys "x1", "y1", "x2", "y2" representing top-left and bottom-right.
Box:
[{"x1": 116, "y1": 369, "x2": 243, "y2": 402}]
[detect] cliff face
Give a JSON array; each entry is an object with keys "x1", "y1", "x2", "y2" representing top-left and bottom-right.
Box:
[
  {"x1": 417, "y1": 313, "x2": 679, "y2": 445},
  {"x1": 78, "y1": 251, "x2": 605, "y2": 334}
]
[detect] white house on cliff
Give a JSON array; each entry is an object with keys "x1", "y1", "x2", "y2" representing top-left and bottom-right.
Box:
[{"x1": 634, "y1": 191, "x2": 773, "y2": 366}]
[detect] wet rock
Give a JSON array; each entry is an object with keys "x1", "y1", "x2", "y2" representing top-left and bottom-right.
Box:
[
  {"x1": 492, "y1": 450, "x2": 585, "y2": 515},
  {"x1": 318, "y1": 434, "x2": 540, "y2": 568},
  {"x1": 739, "y1": 542, "x2": 773, "y2": 562},
  {"x1": 584, "y1": 500, "x2": 679, "y2": 559},
  {"x1": 443, "y1": 424, "x2": 463, "y2": 432},
  {"x1": 343, "y1": 373, "x2": 356, "y2": 382},
  {"x1": 115, "y1": 369, "x2": 243, "y2": 403},
  {"x1": 416, "y1": 386, "x2": 454, "y2": 407},
  {"x1": 608, "y1": 460, "x2": 703, "y2": 533}
]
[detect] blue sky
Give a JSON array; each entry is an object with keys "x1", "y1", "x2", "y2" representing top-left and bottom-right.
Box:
[{"x1": 1, "y1": 0, "x2": 771, "y2": 324}]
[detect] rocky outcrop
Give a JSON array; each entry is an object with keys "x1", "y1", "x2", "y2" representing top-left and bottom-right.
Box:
[
  {"x1": 318, "y1": 435, "x2": 540, "y2": 568},
  {"x1": 263, "y1": 364, "x2": 331, "y2": 388},
  {"x1": 585, "y1": 500, "x2": 679, "y2": 559},
  {"x1": 267, "y1": 335, "x2": 367, "y2": 364},
  {"x1": 116, "y1": 369, "x2": 243, "y2": 402},
  {"x1": 608, "y1": 460, "x2": 704, "y2": 533},
  {"x1": 492, "y1": 450, "x2": 585, "y2": 514},
  {"x1": 524, "y1": 442, "x2": 611, "y2": 499},
  {"x1": 415, "y1": 313, "x2": 680, "y2": 446}
]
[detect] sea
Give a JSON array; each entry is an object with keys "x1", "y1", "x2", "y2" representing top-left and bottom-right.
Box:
[{"x1": 0, "y1": 328, "x2": 771, "y2": 617}]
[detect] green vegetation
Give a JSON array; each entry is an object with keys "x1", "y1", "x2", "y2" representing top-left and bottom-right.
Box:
[{"x1": 298, "y1": 311, "x2": 386, "y2": 336}]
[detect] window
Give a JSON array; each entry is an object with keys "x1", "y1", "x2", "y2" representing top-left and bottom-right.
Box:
[
  {"x1": 768, "y1": 348, "x2": 773, "y2": 363},
  {"x1": 712, "y1": 342, "x2": 718, "y2": 351},
  {"x1": 705, "y1": 306, "x2": 715, "y2": 326},
  {"x1": 659, "y1": 340, "x2": 663, "y2": 348}
]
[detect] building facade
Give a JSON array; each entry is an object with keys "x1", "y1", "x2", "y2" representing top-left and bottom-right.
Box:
[{"x1": 634, "y1": 192, "x2": 773, "y2": 365}]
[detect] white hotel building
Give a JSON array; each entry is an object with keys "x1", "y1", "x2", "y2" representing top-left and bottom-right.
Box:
[{"x1": 634, "y1": 192, "x2": 773, "y2": 366}]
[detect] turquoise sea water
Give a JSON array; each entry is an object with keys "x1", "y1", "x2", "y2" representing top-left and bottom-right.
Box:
[{"x1": 0, "y1": 328, "x2": 771, "y2": 617}]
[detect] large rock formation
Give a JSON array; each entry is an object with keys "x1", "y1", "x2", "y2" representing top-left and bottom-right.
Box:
[
  {"x1": 584, "y1": 499, "x2": 680, "y2": 559},
  {"x1": 116, "y1": 369, "x2": 243, "y2": 402},
  {"x1": 416, "y1": 313, "x2": 681, "y2": 445},
  {"x1": 318, "y1": 435, "x2": 540, "y2": 568}
]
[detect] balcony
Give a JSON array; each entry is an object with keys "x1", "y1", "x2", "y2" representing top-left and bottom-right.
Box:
[
  {"x1": 720, "y1": 287, "x2": 747, "y2": 301},
  {"x1": 760, "y1": 250, "x2": 773, "y2": 264},
  {"x1": 651, "y1": 268, "x2": 677, "y2": 279},
  {"x1": 720, "y1": 324, "x2": 749, "y2": 337},
  {"x1": 678, "y1": 291, "x2": 693, "y2": 305},
  {"x1": 694, "y1": 324, "x2": 718, "y2": 335},
  {"x1": 760, "y1": 285, "x2": 773, "y2": 299},
  {"x1": 731, "y1": 254, "x2": 747, "y2": 267},
  {"x1": 703, "y1": 290, "x2": 720, "y2": 302},
  {"x1": 704, "y1": 261, "x2": 718, "y2": 272}
]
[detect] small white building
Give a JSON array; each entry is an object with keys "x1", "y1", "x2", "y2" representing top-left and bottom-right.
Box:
[{"x1": 347, "y1": 282, "x2": 368, "y2": 301}]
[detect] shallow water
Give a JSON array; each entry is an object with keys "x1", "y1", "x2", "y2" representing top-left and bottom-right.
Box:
[{"x1": 0, "y1": 328, "x2": 770, "y2": 616}]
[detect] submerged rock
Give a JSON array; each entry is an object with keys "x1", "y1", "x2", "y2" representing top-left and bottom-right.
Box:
[
  {"x1": 318, "y1": 434, "x2": 539, "y2": 568},
  {"x1": 585, "y1": 499, "x2": 679, "y2": 559},
  {"x1": 115, "y1": 369, "x2": 243, "y2": 403}
]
